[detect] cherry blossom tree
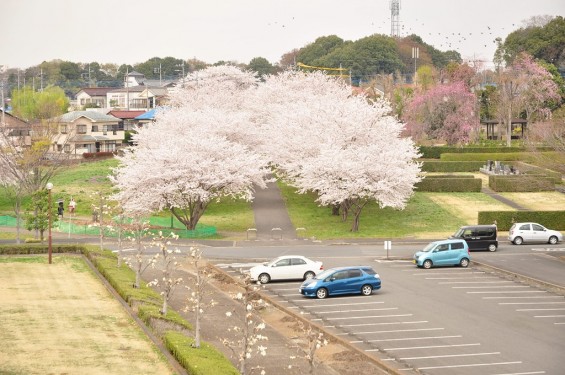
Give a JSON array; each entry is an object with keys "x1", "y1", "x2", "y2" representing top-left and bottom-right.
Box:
[
  {"x1": 111, "y1": 66, "x2": 270, "y2": 230},
  {"x1": 248, "y1": 70, "x2": 422, "y2": 232},
  {"x1": 402, "y1": 81, "x2": 479, "y2": 145}
]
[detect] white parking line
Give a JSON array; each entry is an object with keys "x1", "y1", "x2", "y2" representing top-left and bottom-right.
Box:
[
  {"x1": 534, "y1": 315, "x2": 565, "y2": 318},
  {"x1": 417, "y1": 361, "x2": 522, "y2": 370},
  {"x1": 315, "y1": 307, "x2": 398, "y2": 314},
  {"x1": 438, "y1": 281, "x2": 513, "y2": 284},
  {"x1": 338, "y1": 327, "x2": 444, "y2": 336},
  {"x1": 491, "y1": 372, "x2": 546, "y2": 375},
  {"x1": 400, "y1": 351, "x2": 500, "y2": 360},
  {"x1": 381, "y1": 343, "x2": 481, "y2": 351},
  {"x1": 425, "y1": 276, "x2": 497, "y2": 280},
  {"x1": 455, "y1": 285, "x2": 531, "y2": 289},
  {"x1": 292, "y1": 301, "x2": 385, "y2": 308},
  {"x1": 483, "y1": 296, "x2": 562, "y2": 300},
  {"x1": 327, "y1": 321, "x2": 428, "y2": 328},
  {"x1": 312, "y1": 313, "x2": 412, "y2": 321},
  {"x1": 350, "y1": 335, "x2": 462, "y2": 343},
  {"x1": 413, "y1": 271, "x2": 485, "y2": 276},
  {"x1": 499, "y1": 302, "x2": 565, "y2": 305},
  {"x1": 516, "y1": 308, "x2": 565, "y2": 312},
  {"x1": 468, "y1": 290, "x2": 546, "y2": 294}
]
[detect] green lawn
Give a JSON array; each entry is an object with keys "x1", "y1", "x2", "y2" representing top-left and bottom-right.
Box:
[{"x1": 0, "y1": 158, "x2": 532, "y2": 240}]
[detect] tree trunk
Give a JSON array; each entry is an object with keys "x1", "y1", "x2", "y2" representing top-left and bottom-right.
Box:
[
  {"x1": 161, "y1": 298, "x2": 168, "y2": 315},
  {"x1": 15, "y1": 200, "x2": 21, "y2": 244},
  {"x1": 507, "y1": 102, "x2": 512, "y2": 147}
]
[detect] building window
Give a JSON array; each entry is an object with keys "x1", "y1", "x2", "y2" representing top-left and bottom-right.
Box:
[
  {"x1": 92, "y1": 125, "x2": 99, "y2": 132},
  {"x1": 60, "y1": 125, "x2": 67, "y2": 134},
  {"x1": 104, "y1": 141, "x2": 116, "y2": 152},
  {"x1": 77, "y1": 125, "x2": 87, "y2": 134},
  {"x1": 64, "y1": 144, "x2": 70, "y2": 153}
]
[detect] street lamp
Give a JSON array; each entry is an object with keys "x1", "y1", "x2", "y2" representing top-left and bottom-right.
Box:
[{"x1": 46, "y1": 182, "x2": 53, "y2": 264}]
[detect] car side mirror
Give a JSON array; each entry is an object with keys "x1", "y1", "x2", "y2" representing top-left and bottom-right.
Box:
[{"x1": 329, "y1": 277, "x2": 336, "y2": 282}]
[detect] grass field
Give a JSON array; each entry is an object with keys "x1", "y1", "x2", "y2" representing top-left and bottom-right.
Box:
[
  {"x1": 1, "y1": 158, "x2": 562, "y2": 240},
  {"x1": 0, "y1": 256, "x2": 175, "y2": 375}
]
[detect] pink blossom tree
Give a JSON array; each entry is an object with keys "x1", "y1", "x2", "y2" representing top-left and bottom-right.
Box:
[{"x1": 402, "y1": 81, "x2": 479, "y2": 145}]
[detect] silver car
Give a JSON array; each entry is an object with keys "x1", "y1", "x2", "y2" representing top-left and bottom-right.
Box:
[{"x1": 509, "y1": 222, "x2": 563, "y2": 245}]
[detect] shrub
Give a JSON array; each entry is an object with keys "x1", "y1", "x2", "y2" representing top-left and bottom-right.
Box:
[
  {"x1": 488, "y1": 175, "x2": 554, "y2": 192},
  {"x1": 416, "y1": 176, "x2": 482, "y2": 192},
  {"x1": 164, "y1": 331, "x2": 239, "y2": 375},
  {"x1": 511, "y1": 162, "x2": 562, "y2": 184},
  {"x1": 418, "y1": 146, "x2": 539, "y2": 159},
  {"x1": 82, "y1": 151, "x2": 117, "y2": 159},
  {"x1": 421, "y1": 160, "x2": 484, "y2": 172},
  {"x1": 478, "y1": 211, "x2": 565, "y2": 230}
]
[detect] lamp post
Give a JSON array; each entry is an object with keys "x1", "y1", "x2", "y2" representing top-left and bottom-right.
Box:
[{"x1": 46, "y1": 182, "x2": 53, "y2": 264}]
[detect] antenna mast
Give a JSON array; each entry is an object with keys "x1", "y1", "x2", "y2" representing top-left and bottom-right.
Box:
[{"x1": 390, "y1": 0, "x2": 401, "y2": 38}]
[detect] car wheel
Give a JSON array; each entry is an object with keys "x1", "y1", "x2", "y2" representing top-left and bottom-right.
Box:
[
  {"x1": 303, "y1": 271, "x2": 315, "y2": 280},
  {"x1": 423, "y1": 260, "x2": 433, "y2": 269},
  {"x1": 513, "y1": 237, "x2": 523, "y2": 245},
  {"x1": 548, "y1": 236, "x2": 558, "y2": 245},
  {"x1": 361, "y1": 285, "x2": 373, "y2": 296},
  {"x1": 316, "y1": 288, "x2": 328, "y2": 299},
  {"x1": 258, "y1": 273, "x2": 271, "y2": 284},
  {"x1": 488, "y1": 244, "x2": 497, "y2": 252},
  {"x1": 460, "y1": 258, "x2": 470, "y2": 268}
]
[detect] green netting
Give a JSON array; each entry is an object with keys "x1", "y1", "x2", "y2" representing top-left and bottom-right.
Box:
[
  {"x1": 0, "y1": 216, "x2": 19, "y2": 226},
  {"x1": 1, "y1": 215, "x2": 217, "y2": 239}
]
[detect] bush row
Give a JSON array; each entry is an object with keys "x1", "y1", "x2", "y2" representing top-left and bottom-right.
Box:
[
  {"x1": 478, "y1": 211, "x2": 565, "y2": 230},
  {"x1": 82, "y1": 151, "x2": 117, "y2": 159},
  {"x1": 421, "y1": 160, "x2": 484, "y2": 172},
  {"x1": 439, "y1": 151, "x2": 559, "y2": 162},
  {"x1": 511, "y1": 161, "x2": 562, "y2": 184},
  {"x1": 488, "y1": 175, "x2": 555, "y2": 192},
  {"x1": 0, "y1": 244, "x2": 237, "y2": 375},
  {"x1": 419, "y1": 146, "x2": 552, "y2": 159},
  {"x1": 416, "y1": 176, "x2": 482, "y2": 192}
]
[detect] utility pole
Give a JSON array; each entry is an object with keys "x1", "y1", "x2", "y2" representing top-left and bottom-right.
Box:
[{"x1": 412, "y1": 46, "x2": 419, "y2": 82}]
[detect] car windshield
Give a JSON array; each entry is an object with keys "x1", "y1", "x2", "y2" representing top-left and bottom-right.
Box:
[
  {"x1": 266, "y1": 257, "x2": 283, "y2": 266},
  {"x1": 453, "y1": 228, "x2": 465, "y2": 237},
  {"x1": 422, "y1": 243, "x2": 437, "y2": 252},
  {"x1": 314, "y1": 269, "x2": 335, "y2": 280}
]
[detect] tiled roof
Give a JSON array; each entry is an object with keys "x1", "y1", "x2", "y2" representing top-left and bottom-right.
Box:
[
  {"x1": 75, "y1": 87, "x2": 115, "y2": 97},
  {"x1": 109, "y1": 86, "x2": 147, "y2": 93},
  {"x1": 58, "y1": 111, "x2": 120, "y2": 123},
  {"x1": 108, "y1": 110, "x2": 145, "y2": 119}
]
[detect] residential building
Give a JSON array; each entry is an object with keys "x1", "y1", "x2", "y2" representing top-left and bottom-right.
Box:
[
  {"x1": 74, "y1": 87, "x2": 115, "y2": 110},
  {"x1": 53, "y1": 111, "x2": 124, "y2": 155}
]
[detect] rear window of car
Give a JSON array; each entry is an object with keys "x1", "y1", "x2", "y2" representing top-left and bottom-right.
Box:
[
  {"x1": 519, "y1": 224, "x2": 530, "y2": 230},
  {"x1": 451, "y1": 241, "x2": 465, "y2": 250},
  {"x1": 362, "y1": 267, "x2": 377, "y2": 275}
]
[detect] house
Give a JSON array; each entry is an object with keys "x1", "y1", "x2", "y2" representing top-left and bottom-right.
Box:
[
  {"x1": 0, "y1": 110, "x2": 31, "y2": 147},
  {"x1": 107, "y1": 85, "x2": 148, "y2": 110},
  {"x1": 107, "y1": 110, "x2": 145, "y2": 131},
  {"x1": 74, "y1": 87, "x2": 115, "y2": 110},
  {"x1": 53, "y1": 111, "x2": 124, "y2": 155},
  {"x1": 135, "y1": 87, "x2": 170, "y2": 109}
]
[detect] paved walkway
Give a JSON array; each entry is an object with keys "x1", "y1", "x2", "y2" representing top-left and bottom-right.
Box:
[
  {"x1": 481, "y1": 186, "x2": 530, "y2": 211},
  {"x1": 251, "y1": 180, "x2": 297, "y2": 240}
]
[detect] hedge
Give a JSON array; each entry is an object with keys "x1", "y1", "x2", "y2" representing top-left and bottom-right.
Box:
[
  {"x1": 478, "y1": 211, "x2": 565, "y2": 230},
  {"x1": 418, "y1": 146, "x2": 553, "y2": 159},
  {"x1": 416, "y1": 176, "x2": 482, "y2": 192},
  {"x1": 418, "y1": 146, "x2": 544, "y2": 159},
  {"x1": 164, "y1": 332, "x2": 239, "y2": 375},
  {"x1": 421, "y1": 160, "x2": 484, "y2": 172},
  {"x1": 439, "y1": 151, "x2": 560, "y2": 162},
  {"x1": 488, "y1": 175, "x2": 554, "y2": 192},
  {"x1": 511, "y1": 161, "x2": 562, "y2": 184}
]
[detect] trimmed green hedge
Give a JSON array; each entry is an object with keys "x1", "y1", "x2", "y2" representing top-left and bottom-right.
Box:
[
  {"x1": 164, "y1": 331, "x2": 239, "y2": 375},
  {"x1": 511, "y1": 162, "x2": 562, "y2": 184},
  {"x1": 416, "y1": 176, "x2": 482, "y2": 192},
  {"x1": 418, "y1": 146, "x2": 544, "y2": 159},
  {"x1": 488, "y1": 175, "x2": 554, "y2": 192},
  {"x1": 478, "y1": 211, "x2": 565, "y2": 230},
  {"x1": 440, "y1": 152, "x2": 560, "y2": 162},
  {"x1": 421, "y1": 160, "x2": 484, "y2": 172}
]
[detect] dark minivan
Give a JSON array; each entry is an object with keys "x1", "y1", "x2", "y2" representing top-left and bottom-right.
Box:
[{"x1": 451, "y1": 225, "x2": 498, "y2": 252}]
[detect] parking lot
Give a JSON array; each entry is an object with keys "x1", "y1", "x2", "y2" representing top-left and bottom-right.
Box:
[{"x1": 216, "y1": 258, "x2": 565, "y2": 374}]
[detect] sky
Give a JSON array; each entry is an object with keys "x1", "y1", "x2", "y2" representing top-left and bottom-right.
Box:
[{"x1": 2, "y1": 0, "x2": 564, "y2": 71}]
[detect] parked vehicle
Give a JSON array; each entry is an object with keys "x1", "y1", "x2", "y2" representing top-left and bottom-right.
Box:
[
  {"x1": 299, "y1": 266, "x2": 381, "y2": 299},
  {"x1": 450, "y1": 224, "x2": 498, "y2": 251},
  {"x1": 509, "y1": 222, "x2": 563, "y2": 245},
  {"x1": 413, "y1": 239, "x2": 470, "y2": 269},
  {"x1": 249, "y1": 255, "x2": 323, "y2": 284}
]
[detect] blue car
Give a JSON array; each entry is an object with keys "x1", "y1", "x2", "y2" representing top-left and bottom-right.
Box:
[
  {"x1": 299, "y1": 266, "x2": 381, "y2": 299},
  {"x1": 413, "y1": 239, "x2": 470, "y2": 269}
]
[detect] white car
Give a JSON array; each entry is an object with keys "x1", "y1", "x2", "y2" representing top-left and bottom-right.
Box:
[
  {"x1": 509, "y1": 222, "x2": 563, "y2": 245},
  {"x1": 249, "y1": 255, "x2": 324, "y2": 284}
]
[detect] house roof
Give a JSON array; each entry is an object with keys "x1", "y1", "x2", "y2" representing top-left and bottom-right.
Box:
[
  {"x1": 107, "y1": 110, "x2": 145, "y2": 119},
  {"x1": 69, "y1": 135, "x2": 110, "y2": 143},
  {"x1": 109, "y1": 86, "x2": 147, "y2": 93},
  {"x1": 58, "y1": 111, "x2": 120, "y2": 123},
  {"x1": 134, "y1": 106, "x2": 168, "y2": 120},
  {"x1": 75, "y1": 87, "x2": 115, "y2": 98}
]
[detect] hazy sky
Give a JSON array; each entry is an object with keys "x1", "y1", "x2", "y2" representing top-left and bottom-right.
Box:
[{"x1": 2, "y1": 0, "x2": 564, "y2": 70}]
